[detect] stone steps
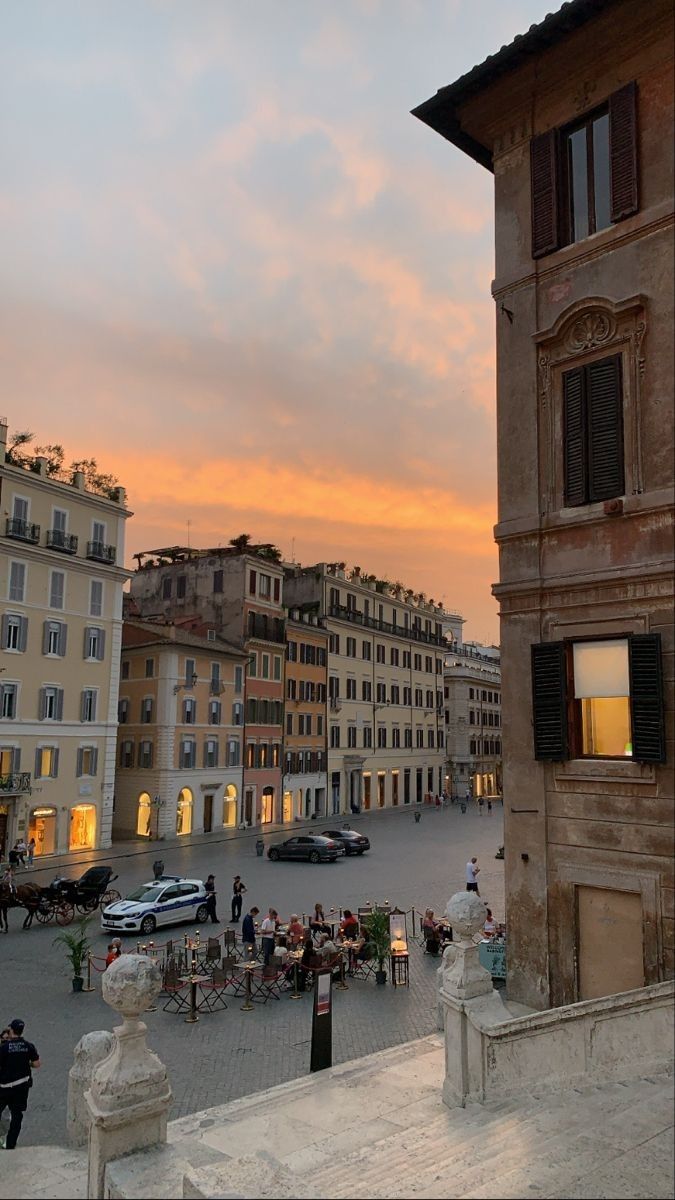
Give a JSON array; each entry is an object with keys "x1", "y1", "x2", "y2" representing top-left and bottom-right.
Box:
[{"x1": 0, "y1": 1146, "x2": 87, "y2": 1200}]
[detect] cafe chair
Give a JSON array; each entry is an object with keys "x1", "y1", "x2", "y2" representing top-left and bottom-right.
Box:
[
  {"x1": 251, "y1": 963, "x2": 285, "y2": 1003},
  {"x1": 161, "y1": 965, "x2": 190, "y2": 1013},
  {"x1": 220, "y1": 955, "x2": 245, "y2": 996},
  {"x1": 349, "y1": 951, "x2": 377, "y2": 982},
  {"x1": 198, "y1": 966, "x2": 229, "y2": 1012},
  {"x1": 222, "y1": 928, "x2": 237, "y2": 958},
  {"x1": 206, "y1": 937, "x2": 221, "y2": 966}
]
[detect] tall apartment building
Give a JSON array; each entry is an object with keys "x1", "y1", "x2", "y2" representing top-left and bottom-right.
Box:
[
  {"x1": 284, "y1": 563, "x2": 463, "y2": 815},
  {"x1": 283, "y1": 609, "x2": 329, "y2": 821},
  {"x1": 414, "y1": 0, "x2": 673, "y2": 1008},
  {"x1": 113, "y1": 620, "x2": 247, "y2": 840},
  {"x1": 129, "y1": 546, "x2": 285, "y2": 827},
  {"x1": 443, "y1": 643, "x2": 502, "y2": 802},
  {"x1": 0, "y1": 420, "x2": 130, "y2": 857}
]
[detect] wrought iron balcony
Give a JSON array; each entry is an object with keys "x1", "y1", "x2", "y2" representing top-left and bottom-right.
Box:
[
  {"x1": 86, "y1": 540, "x2": 117, "y2": 565},
  {"x1": 327, "y1": 604, "x2": 446, "y2": 647},
  {"x1": 46, "y1": 529, "x2": 78, "y2": 554},
  {"x1": 5, "y1": 517, "x2": 40, "y2": 544},
  {"x1": 0, "y1": 772, "x2": 31, "y2": 795}
]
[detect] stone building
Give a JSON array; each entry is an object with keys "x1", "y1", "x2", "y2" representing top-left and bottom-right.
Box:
[
  {"x1": 0, "y1": 420, "x2": 130, "y2": 856},
  {"x1": 284, "y1": 563, "x2": 463, "y2": 814},
  {"x1": 129, "y1": 545, "x2": 285, "y2": 827},
  {"x1": 443, "y1": 642, "x2": 502, "y2": 802},
  {"x1": 414, "y1": 0, "x2": 674, "y2": 1008},
  {"x1": 113, "y1": 620, "x2": 247, "y2": 839},
  {"x1": 283, "y1": 608, "x2": 329, "y2": 821}
]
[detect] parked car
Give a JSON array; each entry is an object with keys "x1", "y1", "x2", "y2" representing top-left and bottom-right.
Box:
[
  {"x1": 321, "y1": 829, "x2": 370, "y2": 856},
  {"x1": 267, "y1": 835, "x2": 340, "y2": 863},
  {"x1": 101, "y1": 876, "x2": 208, "y2": 935}
]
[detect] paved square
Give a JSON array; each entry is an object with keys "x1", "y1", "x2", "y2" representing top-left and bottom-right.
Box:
[{"x1": 0, "y1": 803, "x2": 503, "y2": 1146}]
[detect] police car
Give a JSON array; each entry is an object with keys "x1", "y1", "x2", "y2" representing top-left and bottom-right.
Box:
[{"x1": 100, "y1": 876, "x2": 209, "y2": 936}]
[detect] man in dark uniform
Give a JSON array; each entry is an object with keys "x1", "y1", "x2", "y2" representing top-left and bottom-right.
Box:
[
  {"x1": 0, "y1": 1018, "x2": 40, "y2": 1149},
  {"x1": 204, "y1": 874, "x2": 219, "y2": 924},
  {"x1": 230, "y1": 875, "x2": 247, "y2": 923}
]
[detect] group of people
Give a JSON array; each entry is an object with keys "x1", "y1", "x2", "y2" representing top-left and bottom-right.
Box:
[
  {"x1": 240, "y1": 902, "x2": 366, "y2": 983},
  {"x1": 6, "y1": 840, "x2": 35, "y2": 869}
]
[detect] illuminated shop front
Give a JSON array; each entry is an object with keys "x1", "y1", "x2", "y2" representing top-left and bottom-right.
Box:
[
  {"x1": 223, "y1": 784, "x2": 238, "y2": 828},
  {"x1": 70, "y1": 804, "x2": 97, "y2": 850},
  {"x1": 176, "y1": 788, "x2": 193, "y2": 835},
  {"x1": 28, "y1": 806, "x2": 58, "y2": 856},
  {"x1": 137, "y1": 792, "x2": 152, "y2": 837}
]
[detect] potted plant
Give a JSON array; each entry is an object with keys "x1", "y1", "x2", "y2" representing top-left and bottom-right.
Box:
[
  {"x1": 364, "y1": 909, "x2": 391, "y2": 985},
  {"x1": 53, "y1": 915, "x2": 92, "y2": 992}
]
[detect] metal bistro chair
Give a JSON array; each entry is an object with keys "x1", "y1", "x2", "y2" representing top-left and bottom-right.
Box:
[
  {"x1": 251, "y1": 963, "x2": 285, "y2": 1003},
  {"x1": 219, "y1": 955, "x2": 245, "y2": 997},
  {"x1": 161, "y1": 964, "x2": 190, "y2": 1013},
  {"x1": 198, "y1": 966, "x2": 229, "y2": 1013},
  {"x1": 222, "y1": 928, "x2": 238, "y2": 959},
  {"x1": 205, "y1": 937, "x2": 221, "y2": 968}
]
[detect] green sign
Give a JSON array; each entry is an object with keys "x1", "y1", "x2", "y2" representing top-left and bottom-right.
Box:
[{"x1": 479, "y1": 940, "x2": 506, "y2": 980}]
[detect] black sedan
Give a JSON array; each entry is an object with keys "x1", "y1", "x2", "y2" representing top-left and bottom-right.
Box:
[
  {"x1": 267, "y1": 835, "x2": 340, "y2": 864},
  {"x1": 321, "y1": 829, "x2": 370, "y2": 856}
]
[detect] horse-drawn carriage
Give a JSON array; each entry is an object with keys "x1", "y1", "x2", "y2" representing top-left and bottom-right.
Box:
[{"x1": 35, "y1": 865, "x2": 121, "y2": 926}]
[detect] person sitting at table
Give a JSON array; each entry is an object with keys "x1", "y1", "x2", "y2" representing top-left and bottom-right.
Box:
[
  {"x1": 261, "y1": 907, "x2": 279, "y2": 966},
  {"x1": 287, "y1": 914, "x2": 305, "y2": 946},
  {"x1": 422, "y1": 908, "x2": 442, "y2": 955},
  {"x1": 296, "y1": 934, "x2": 316, "y2": 991},
  {"x1": 241, "y1": 905, "x2": 259, "y2": 954},
  {"x1": 339, "y1": 909, "x2": 359, "y2": 940},
  {"x1": 484, "y1": 908, "x2": 497, "y2": 937},
  {"x1": 310, "y1": 903, "x2": 331, "y2": 937},
  {"x1": 317, "y1": 933, "x2": 337, "y2": 959}
]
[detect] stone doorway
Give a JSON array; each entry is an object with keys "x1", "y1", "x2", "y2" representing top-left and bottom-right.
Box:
[{"x1": 576, "y1": 885, "x2": 644, "y2": 1000}]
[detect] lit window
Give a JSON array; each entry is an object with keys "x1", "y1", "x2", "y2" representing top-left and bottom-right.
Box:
[{"x1": 572, "y1": 640, "x2": 631, "y2": 757}]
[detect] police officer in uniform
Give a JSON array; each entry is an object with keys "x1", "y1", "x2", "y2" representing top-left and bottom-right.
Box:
[
  {"x1": 204, "y1": 874, "x2": 219, "y2": 924},
  {"x1": 0, "y1": 1019, "x2": 40, "y2": 1149}
]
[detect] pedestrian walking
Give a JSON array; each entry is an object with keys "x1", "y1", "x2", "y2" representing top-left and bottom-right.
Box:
[
  {"x1": 466, "y1": 856, "x2": 481, "y2": 895},
  {"x1": 26, "y1": 839, "x2": 35, "y2": 867},
  {"x1": 478, "y1": 796, "x2": 484, "y2": 815},
  {"x1": 230, "y1": 875, "x2": 247, "y2": 923},
  {"x1": 204, "y1": 874, "x2": 219, "y2": 924},
  {"x1": 0, "y1": 1019, "x2": 40, "y2": 1149},
  {"x1": 15, "y1": 841, "x2": 27, "y2": 868},
  {"x1": 152, "y1": 860, "x2": 164, "y2": 881},
  {"x1": 260, "y1": 907, "x2": 279, "y2": 966},
  {"x1": 487, "y1": 799, "x2": 493, "y2": 815}
]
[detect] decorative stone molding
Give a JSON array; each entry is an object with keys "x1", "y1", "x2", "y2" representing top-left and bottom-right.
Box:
[
  {"x1": 534, "y1": 294, "x2": 648, "y2": 511},
  {"x1": 67, "y1": 1031, "x2": 114, "y2": 1147},
  {"x1": 441, "y1": 892, "x2": 491, "y2": 1000}
]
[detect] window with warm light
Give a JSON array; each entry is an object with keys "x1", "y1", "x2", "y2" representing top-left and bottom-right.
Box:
[{"x1": 572, "y1": 640, "x2": 631, "y2": 757}]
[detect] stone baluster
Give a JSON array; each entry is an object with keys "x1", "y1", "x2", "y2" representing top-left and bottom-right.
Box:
[
  {"x1": 86, "y1": 954, "x2": 172, "y2": 1199},
  {"x1": 67, "y1": 1031, "x2": 114, "y2": 1147}
]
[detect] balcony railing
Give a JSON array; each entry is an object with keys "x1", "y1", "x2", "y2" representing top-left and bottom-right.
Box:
[
  {"x1": 0, "y1": 772, "x2": 31, "y2": 795},
  {"x1": 46, "y1": 529, "x2": 78, "y2": 555},
  {"x1": 86, "y1": 540, "x2": 117, "y2": 565},
  {"x1": 5, "y1": 517, "x2": 40, "y2": 544},
  {"x1": 328, "y1": 604, "x2": 446, "y2": 648},
  {"x1": 247, "y1": 613, "x2": 286, "y2": 644}
]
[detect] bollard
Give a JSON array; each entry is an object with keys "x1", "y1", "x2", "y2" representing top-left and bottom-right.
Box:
[{"x1": 83, "y1": 953, "x2": 95, "y2": 993}]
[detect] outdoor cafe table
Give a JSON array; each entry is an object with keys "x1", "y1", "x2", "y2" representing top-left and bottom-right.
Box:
[{"x1": 287, "y1": 949, "x2": 304, "y2": 999}]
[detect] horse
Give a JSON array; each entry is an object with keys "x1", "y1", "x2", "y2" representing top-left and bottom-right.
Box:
[{"x1": 0, "y1": 881, "x2": 43, "y2": 931}]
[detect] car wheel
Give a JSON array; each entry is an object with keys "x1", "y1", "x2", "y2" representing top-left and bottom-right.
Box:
[
  {"x1": 268, "y1": 848, "x2": 280, "y2": 861},
  {"x1": 309, "y1": 851, "x2": 320, "y2": 864},
  {"x1": 195, "y1": 904, "x2": 209, "y2": 924},
  {"x1": 140, "y1": 914, "x2": 156, "y2": 935},
  {"x1": 357, "y1": 849, "x2": 365, "y2": 855}
]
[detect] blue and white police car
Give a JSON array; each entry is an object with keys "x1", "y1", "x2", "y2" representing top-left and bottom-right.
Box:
[{"x1": 101, "y1": 876, "x2": 209, "y2": 936}]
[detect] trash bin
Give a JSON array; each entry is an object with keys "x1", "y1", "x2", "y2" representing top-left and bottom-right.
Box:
[
  {"x1": 414, "y1": 812, "x2": 421, "y2": 824},
  {"x1": 255, "y1": 839, "x2": 265, "y2": 857}
]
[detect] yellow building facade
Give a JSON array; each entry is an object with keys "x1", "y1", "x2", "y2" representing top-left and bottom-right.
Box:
[{"x1": 0, "y1": 421, "x2": 130, "y2": 857}]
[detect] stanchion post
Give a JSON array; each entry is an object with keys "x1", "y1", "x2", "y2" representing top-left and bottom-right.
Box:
[
  {"x1": 336, "y1": 952, "x2": 348, "y2": 991},
  {"x1": 184, "y1": 977, "x2": 199, "y2": 1024},
  {"x1": 83, "y1": 952, "x2": 95, "y2": 993}
]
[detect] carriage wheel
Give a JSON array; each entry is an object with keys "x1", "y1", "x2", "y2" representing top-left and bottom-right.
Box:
[
  {"x1": 35, "y1": 900, "x2": 54, "y2": 924},
  {"x1": 101, "y1": 889, "x2": 121, "y2": 908},
  {"x1": 76, "y1": 899, "x2": 99, "y2": 915},
  {"x1": 56, "y1": 901, "x2": 75, "y2": 926}
]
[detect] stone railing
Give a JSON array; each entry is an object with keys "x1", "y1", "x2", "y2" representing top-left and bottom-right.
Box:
[{"x1": 437, "y1": 892, "x2": 675, "y2": 1108}]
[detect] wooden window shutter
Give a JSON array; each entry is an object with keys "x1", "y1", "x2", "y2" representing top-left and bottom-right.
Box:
[
  {"x1": 273, "y1": 577, "x2": 280, "y2": 602},
  {"x1": 531, "y1": 642, "x2": 568, "y2": 760},
  {"x1": 588, "y1": 355, "x2": 624, "y2": 500},
  {"x1": 249, "y1": 569, "x2": 257, "y2": 596},
  {"x1": 76, "y1": 748, "x2": 84, "y2": 777},
  {"x1": 59, "y1": 622, "x2": 67, "y2": 656},
  {"x1": 18, "y1": 617, "x2": 28, "y2": 652},
  {"x1": 609, "y1": 82, "x2": 638, "y2": 222},
  {"x1": 563, "y1": 367, "x2": 587, "y2": 506},
  {"x1": 531, "y1": 129, "x2": 560, "y2": 258},
  {"x1": 52, "y1": 747, "x2": 59, "y2": 777},
  {"x1": 629, "y1": 634, "x2": 665, "y2": 763}
]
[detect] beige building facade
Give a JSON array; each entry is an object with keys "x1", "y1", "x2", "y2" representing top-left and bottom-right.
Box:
[
  {"x1": 284, "y1": 564, "x2": 463, "y2": 815},
  {"x1": 113, "y1": 621, "x2": 247, "y2": 840},
  {"x1": 443, "y1": 643, "x2": 502, "y2": 803},
  {"x1": 0, "y1": 420, "x2": 130, "y2": 857},
  {"x1": 415, "y1": 0, "x2": 674, "y2": 1009}
]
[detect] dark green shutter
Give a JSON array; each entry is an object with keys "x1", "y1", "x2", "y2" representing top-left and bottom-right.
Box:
[
  {"x1": 588, "y1": 355, "x2": 624, "y2": 501},
  {"x1": 563, "y1": 368, "x2": 587, "y2": 506},
  {"x1": 531, "y1": 130, "x2": 560, "y2": 258},
  {"x1": 629, "y1": 634, "x2": 665, "y2": 763},
  {"x1": 531, "y1": 642, "x2": 568, "y2": 760},
  {"x1": 610, "y1": 82, "x2": 638, "y2": 222}
]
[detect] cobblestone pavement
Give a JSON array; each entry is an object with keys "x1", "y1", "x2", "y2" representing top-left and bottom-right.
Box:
[{"x1": 0, "y1": 803, "x2": 503, "y2": 1146}]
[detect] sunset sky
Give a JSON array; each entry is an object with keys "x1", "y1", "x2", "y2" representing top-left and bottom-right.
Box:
[{"x1": 2, "y1": 1, "x2": 550, "y2": 642}]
